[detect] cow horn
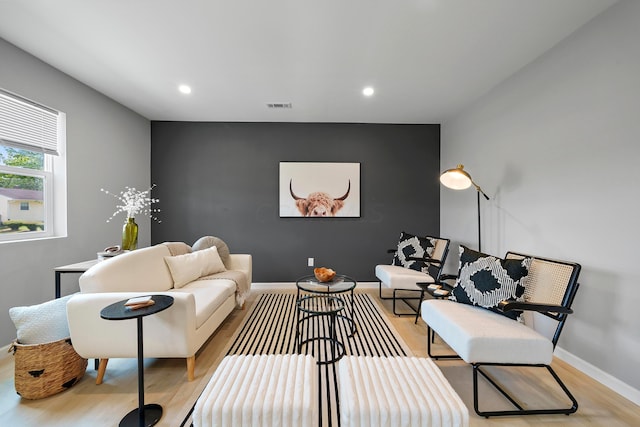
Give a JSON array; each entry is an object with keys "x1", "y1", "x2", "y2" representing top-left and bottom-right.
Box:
[
  {"x1": 335, "y1": 180, "x2": 351, "y2": 201},
  {"x1": 290, "y1": 179, "x2": 304, "y2": 200}
]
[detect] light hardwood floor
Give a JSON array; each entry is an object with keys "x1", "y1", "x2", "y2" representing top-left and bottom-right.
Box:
[{"x1": 1, "y1": 287, "x2": 638, "y2": 426}]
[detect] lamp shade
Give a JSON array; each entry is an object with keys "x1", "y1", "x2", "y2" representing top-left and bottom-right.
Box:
[{"x1": 440, "y1": 164, "x2": 472, "y2": 190}]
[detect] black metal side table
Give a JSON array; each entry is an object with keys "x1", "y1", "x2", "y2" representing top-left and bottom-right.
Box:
[
  {"x1": 296, "y1": 274, "x2": 357, "y2": 337},
  {"x1": 296, "y1": 294, "x2": 346, "y2": 365},
  {"x1": 100, "y1": 295, "x2": 174, "y2": 427}
]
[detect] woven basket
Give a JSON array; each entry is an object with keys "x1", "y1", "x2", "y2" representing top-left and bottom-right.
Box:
[{"x1": 10, "y1": 337, "x2": 87, "y2": 399}]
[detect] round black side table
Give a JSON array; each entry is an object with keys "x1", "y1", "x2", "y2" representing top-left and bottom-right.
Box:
[
  {"x1": 296, "y1": 274, "x2": 357, "y2": 337},
  {"x1": 296, "y1": 294, "x2": 346, "y2": 365},
  {"x1": 100, "y1": 295, "x2": 174, "y2": 427}
]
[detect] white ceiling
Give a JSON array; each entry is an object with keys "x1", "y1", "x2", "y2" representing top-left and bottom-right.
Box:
[{"x1": 0, "y1": 0, "x2": 618, "y2": 123}]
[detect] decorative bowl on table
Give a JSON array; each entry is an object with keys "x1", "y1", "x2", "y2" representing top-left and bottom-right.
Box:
[{"x1": 314, "y1": 267, "x2": 336, "y2": 282}]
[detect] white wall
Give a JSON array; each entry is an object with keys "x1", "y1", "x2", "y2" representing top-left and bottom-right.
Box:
[
  {"x1": 0, "y1": 38, "x2": 150, "y2": 345},
  {"x1": 441, "y1": 0, "x2": 640, "y2": 400}
]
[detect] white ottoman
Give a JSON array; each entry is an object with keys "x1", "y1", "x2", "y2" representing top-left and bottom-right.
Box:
[
  {"x1": 338, "y1": 356, "x2": 468, "y2": 427},
  {"x1": 193, "y1": 354, "x2": 318, "y2": 427}
]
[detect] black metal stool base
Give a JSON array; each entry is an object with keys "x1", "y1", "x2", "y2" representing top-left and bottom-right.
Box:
[{"x1": 119, "y1": 403, "x2": 162, "y2": 427}]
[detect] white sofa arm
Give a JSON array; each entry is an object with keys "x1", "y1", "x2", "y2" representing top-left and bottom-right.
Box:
[
  {"x1": 66, "y1": 292, "x2": 197, "y2": 359},
  {"x1": 227, "y1": 254, "x2": 252, "y2": 285},
  {"x1": 79, "y1": 245, "x2": 174, "y2": 293}
]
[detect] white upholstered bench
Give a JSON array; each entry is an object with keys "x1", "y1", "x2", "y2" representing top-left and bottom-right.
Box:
[
  {"x1": 193, "y1": 354, "x2": 318, "y2": 427},
  {"x1": 338, "y1": 356, "x2": 468, "y2": 427}
]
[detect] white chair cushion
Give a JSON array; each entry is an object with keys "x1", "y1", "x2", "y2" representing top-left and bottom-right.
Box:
[
  {"x1": 422, "y1": 299, "x2": 553, "y2": 365},
  {"x1": 375, "y1": 264, "x2": 434, "y2": 290}
]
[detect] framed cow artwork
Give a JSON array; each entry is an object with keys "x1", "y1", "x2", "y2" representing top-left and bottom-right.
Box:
[{"x1": 279, "y1": 162, "x2": 360, "y2": 218}]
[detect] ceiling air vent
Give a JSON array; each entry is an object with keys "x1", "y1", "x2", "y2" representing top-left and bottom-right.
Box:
[{"x1": 266, "y1": 102, "x2": 292, "y2": 109}]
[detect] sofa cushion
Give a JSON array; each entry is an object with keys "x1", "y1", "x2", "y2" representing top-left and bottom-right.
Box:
[
  {"x1": 80, "y1": 245, "x2": 174, "y2": 293},
  {"x1": 192, "y1": 236, "x2": 231, "y2": 268},
  {"x1": 173, "y1": 279, "x2": 236, "y2": 328},
  {"x1": 450, "y1": 246, "x2": 531, "y2": 320},
  {"x1": 164, "y1": 246, "x2": 227, "y2": 289},
  {"x1": 9, "y1": 295, "x2": 73, "y2": 345}
]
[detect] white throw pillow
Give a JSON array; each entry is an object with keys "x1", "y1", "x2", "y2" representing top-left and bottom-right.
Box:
[
  {"x1": 164, "y1": 245, "x2": 227, "y2": 288},
  {"x1": 9, "y1": 294, "x2": 73, "y2": 345}
]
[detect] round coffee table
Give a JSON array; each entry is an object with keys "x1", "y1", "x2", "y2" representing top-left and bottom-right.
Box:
[
  {"x1": 101, "y1": 295, "x2": 174, "y2": 427},
  {"x1": 296, "y1": 274, "x2": 357, "y2": 337}
]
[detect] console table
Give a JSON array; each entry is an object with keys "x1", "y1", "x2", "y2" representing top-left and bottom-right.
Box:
[{"x1": 54, "y1": 259, "x2": 98, "y2": 298}]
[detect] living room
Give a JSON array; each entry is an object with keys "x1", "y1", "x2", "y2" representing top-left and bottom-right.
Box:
[{"x1": 1, "y1": 1, "x2": 639, "y2": 426}]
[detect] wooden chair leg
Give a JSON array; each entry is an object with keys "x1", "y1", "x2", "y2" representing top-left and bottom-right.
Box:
[
  {"x1": 186, "y1": 355, "x2": 195, "y2": 381},
  {"x1": 96, "y1": 358, "x2": 109, "y2": 385}
]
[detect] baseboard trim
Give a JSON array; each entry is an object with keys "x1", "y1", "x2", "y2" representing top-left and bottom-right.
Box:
[
  {"x1": 251, "y1": 281, "x2": 380, "y2": 289},
  {"x1": 555, "y1": 346, "x2": 640, "y2": 406},
  {"x1": 251, "y1": 282, "x2": 296, "y2": 289}
]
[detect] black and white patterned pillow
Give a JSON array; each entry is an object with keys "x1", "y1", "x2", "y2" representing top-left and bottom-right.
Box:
[
  {"x1": 450, "y1": 245, "x2": 531, "y2": 320},
  {"x1": 392, "y1": 232, "x2": 436, "y2": 273}
]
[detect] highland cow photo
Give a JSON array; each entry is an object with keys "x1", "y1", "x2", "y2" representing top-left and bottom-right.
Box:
[{"x1": 279, "y1": 162, "x2": 360, "y2": 217}]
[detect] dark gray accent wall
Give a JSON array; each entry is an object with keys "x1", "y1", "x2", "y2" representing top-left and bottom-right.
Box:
[{"x1": 151, "y1": 122, "x2": 440, "y2": 282}]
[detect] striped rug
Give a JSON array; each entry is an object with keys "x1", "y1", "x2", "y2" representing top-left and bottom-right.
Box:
[{"x1": 184, "y1": 292, "x2": 412, "y2": 427}]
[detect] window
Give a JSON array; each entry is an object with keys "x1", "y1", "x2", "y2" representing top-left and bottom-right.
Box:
[{"x1": 0, "y1": 88, "x2": 66, "y2": 242}]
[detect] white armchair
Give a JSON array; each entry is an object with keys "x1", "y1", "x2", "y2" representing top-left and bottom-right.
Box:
[
  {"x1": 422, "y1": 248, "x2": 581, "y2": 417},
  {"x1": 375, "y1": 233, "x2": 450, "y2": 320}
]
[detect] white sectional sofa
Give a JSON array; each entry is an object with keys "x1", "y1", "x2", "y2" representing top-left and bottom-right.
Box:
[{"x1": 66, "y1": 238, "x2": 251, "y2": 383}]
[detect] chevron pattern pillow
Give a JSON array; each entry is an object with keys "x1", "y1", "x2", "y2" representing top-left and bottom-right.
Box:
[{"x1": 392, "y1": 231, "x2": 436, "y2": 273}]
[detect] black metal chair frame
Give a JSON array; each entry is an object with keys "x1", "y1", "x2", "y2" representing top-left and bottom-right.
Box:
[
  {"x1": 425, "y1": 252, "x2": 581, "y2": 418},
  {"x1": 378, "y1": 237, "x2": 450, "y2": 319}
]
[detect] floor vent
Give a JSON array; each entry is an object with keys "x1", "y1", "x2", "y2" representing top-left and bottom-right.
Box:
[{"x1": 266, "y1": 102, "x2": 292, "y2": 109}]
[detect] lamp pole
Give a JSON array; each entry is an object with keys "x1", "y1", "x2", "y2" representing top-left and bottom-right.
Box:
[
  {"x1": 477, "y1": 190, "x2": 481, "y2": 252},
  {"x1": 474, "y1": 184, "x2": 490, "y2": 252}
]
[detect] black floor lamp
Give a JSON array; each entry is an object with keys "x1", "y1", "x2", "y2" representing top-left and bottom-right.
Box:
[{"x1": 440, "y1": 164, "x2": 490, "y2": 252}]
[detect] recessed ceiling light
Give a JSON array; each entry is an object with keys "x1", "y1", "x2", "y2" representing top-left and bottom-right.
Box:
[
  {"x1": 362, "y1": 87, "x2": 374, "y2": 96},
  {"x1": 178, "y1": 84, "x2": 192, "y2": 94}
]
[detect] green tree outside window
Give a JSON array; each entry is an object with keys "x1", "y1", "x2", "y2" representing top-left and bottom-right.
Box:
[{"x1": 0, "y1": 147, "x2": 44, "y2": 190}]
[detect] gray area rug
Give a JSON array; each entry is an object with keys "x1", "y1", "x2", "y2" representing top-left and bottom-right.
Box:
[{"x1": 183, "y1": 292, "x2": 412, "y2": 427}]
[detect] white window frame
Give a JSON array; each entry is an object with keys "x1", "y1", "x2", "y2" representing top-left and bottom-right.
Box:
[{"x1": 0, "y1": 89, "x2": 66, "y2": 243}]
